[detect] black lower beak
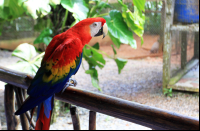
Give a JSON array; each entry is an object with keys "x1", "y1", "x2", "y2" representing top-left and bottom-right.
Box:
[{"x1": 94, "y1": 27, "x2": 103, "y2": 37}]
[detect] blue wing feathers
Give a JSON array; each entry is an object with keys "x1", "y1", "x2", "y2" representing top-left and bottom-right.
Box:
[{"x1": 15, "y1": 53, "x2": 83, "y2": 116}]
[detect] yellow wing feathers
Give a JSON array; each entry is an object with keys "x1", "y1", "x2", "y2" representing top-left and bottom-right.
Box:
[{"x1": 42, "y1": 59, "x2": 77, "y2": 84}]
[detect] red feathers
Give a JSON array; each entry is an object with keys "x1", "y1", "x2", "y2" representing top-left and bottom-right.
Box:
[{"x1": 35, "y1": 105, "x2": 51, "y2": 130}]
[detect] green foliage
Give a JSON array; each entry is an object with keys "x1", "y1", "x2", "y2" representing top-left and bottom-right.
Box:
[
  {"x1": 34, "y1": 28, "x2": 53, "y2": 45},
  {"x1": 104, "y1": 10, "x2": 137, "y2": 48},
  {"x1": 163, "y1": 88, "x2": 173, "y2": 97},
  {"x1": 0, "y1": 0, "x2": 24, "y2": 22},
  {"x1": 118, "y1": 0, "x2": 145, "y2": 45},
  {"x1": 1, "y1": 0, "x2": 146, "y2": 90},
  {"x1": 10, "y1": 43, "x2": 43, "y2": 75},
  {"x1": 61, "y1": 0, "x2": 89, "y2": 21},
  {"x1": 133, "y1": 0, "x2": 146, "y2": 12},
  {"x1": 83, "y1": 43, "x2": 105, "y2": 91}
]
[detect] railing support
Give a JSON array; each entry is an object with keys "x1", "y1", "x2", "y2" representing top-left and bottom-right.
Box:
[
  {"x1": 89, "y1": 111, "x2": 96, "y2": 130},
  {"x1": 4, "y1": 84, "x2": 20, "y2": 130},
  {"x1": 70, "y1": 106, "x2": 81, "y2": 130},
  {"x1": 0, "y1": 67, "x2": 199, "y2": 130},
  {"x1": 15, "y1": 87, "x2": 29, "y2": 130}
]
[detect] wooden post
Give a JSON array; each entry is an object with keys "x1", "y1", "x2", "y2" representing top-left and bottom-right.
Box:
[
  {"x1": 89, "y1": 111, "x2": 96, "y2": 130},
  {"x1": 0, "y1": 117, "x2": 1, "y2": 130},
  {"x1": 159, "y1": 0, "x2": 166, "y2": 53},
  {"x1": 4, "y1": 84, "x2": 20, "y2": 130},
  {"x1": 181, "y1": 32, "x2": 187, "y2": 69},
  {"x1": 194, "y1": 32, "x2": 199, "y2": 59},
  {"x1": 70, "y1": 106, "x2": 80, "y2": 130},
  {"x1": 163, "y1": 0, "x2": 175, "y2": 92},
  {"x1": 15, "y1": 87, "x2": 29, "y2": 130}
]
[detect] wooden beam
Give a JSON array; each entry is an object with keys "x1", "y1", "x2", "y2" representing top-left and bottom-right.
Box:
[
  {"x1": 89, "y1": 111, "x2": 96, "y2": 130},
  {"x1": 171, "y1": 24, "x2": 199, "y2": 32},
  {"x1": 194, "y1": 32, "x2": 199, "y2": 59},
  {"x1": 4, "y1": 84, "x2": 20, "y2": 130},
  {"x1": 181, "y1": 32, "x2": 188, "y2": 69},
  {"x1": 15, "y1": 87, "x2": 29, "y2": 130},
  {"x1": 0, "y1": 67, "x2": 199, "y2": 130},
  {"x1": 70, "y1": 106, "x2": 81, "y2": 130},
  {"x1": 169, "y1": 59, "x2": 199, "y2": 85},
  {"x1": 163, "y1": 0, "x2": 174, "y2": 93}
]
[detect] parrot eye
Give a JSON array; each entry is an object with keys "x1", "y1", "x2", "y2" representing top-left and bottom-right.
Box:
[
  {"x1": 93, "y1": 23, "x2": 98, "y2": 27},
  {"x1": 90, "y1": 22, "x2": 102, "y2": 37}
]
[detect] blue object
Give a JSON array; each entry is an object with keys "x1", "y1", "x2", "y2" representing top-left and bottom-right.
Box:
[{"x1": 175, "y1": 0, "x2": 199, "y2": 23}]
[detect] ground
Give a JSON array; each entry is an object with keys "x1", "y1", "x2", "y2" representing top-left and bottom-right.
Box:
[{"x1": 0, "y1": 41, "x2": 199, "y2": 129}]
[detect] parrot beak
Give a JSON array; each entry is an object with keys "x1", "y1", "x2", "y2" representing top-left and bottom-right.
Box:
[
  {"x1": 94, "y1": 23, "x2": 108, "y2": 39},
  {"x1": 102, "y1": 23, "x2": 108, "y2": 39}
]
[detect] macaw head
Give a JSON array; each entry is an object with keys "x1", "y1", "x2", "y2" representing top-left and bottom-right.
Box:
[{"x1": 71, "y1": 17, "x2": 108, "y2": 45}]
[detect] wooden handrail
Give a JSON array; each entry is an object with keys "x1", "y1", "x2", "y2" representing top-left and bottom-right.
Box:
[{"x1": 0, "y1": 66, "x2": 199, "y2": 130}]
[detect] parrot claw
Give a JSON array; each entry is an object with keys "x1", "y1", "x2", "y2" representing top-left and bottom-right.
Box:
[{"x1": 62, "y1": 78, "x2": 78, "y2": 93}]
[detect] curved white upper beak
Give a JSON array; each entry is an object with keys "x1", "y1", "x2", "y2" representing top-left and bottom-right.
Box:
[{"x1": 103, "y1": 23, "x2": 108, "y2": 39}]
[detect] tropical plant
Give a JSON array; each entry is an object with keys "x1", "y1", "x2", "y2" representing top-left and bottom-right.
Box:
[{"x1": 0, "y1": 0, "x2": 146, "y2": 90}]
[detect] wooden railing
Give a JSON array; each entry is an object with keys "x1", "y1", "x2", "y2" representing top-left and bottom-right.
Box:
[{"x1": 0, "y1": 66, "x2": 199, "y2": 130}]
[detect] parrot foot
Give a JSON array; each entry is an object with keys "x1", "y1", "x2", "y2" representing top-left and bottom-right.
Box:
[{"x1": 62, "y1": 78, "x2": 78, "y2": 93}]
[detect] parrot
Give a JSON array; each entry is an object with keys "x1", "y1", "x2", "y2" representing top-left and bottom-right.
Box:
[{"x1": 15, "y1": 17, "x2": 107, "y2": 130}]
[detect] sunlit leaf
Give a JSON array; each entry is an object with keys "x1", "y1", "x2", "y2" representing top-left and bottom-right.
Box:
[
  {"x1": 22, "y1": 0, "x2": 51, "y2": 19},
  {"x1": 49, "y1": 0, "x2": 61, "y2": 6},
  {"x1": 0, "y1": 0, "x2": 4, "y2": 8},
  {"x1": 12, "y1": 43, "x2": 37, "y2": 61},
  {"x1": 61, "y1": 0, "x2": 89, "y2": 21},
  {"x1": 18, "y1": 0, "x2": 27, "y2": 6},
  {"x1": 132, "y1": 0, "x2": 146, "y2": 12},
  {"x1": 9, "y1": 61, "x2": 38, "y2": 75}
]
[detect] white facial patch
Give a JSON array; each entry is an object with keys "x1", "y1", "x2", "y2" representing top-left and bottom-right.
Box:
[{"x1": 90, "y1": 22, "x2": 102, "y2": 37}]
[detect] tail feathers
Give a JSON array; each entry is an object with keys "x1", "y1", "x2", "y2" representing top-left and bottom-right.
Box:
[
  {"x1": 35, "y1": 104, "x2": 52, "y2": 130},
  {"x1": 35, "y1": 96, "x2": 54, "y2": 130}
]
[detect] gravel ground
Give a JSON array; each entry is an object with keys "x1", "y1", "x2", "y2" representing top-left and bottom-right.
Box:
[{"x1": 0, "y1": 50, "x2": 199, "y2": 130}]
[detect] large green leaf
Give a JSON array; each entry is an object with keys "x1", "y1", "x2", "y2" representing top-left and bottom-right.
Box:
[
  {"x1": 12, "y1": 43, "x2": 37, "y2": 61},
  {"x1": 132, "y1": 0, "x2": 146, "y2": 12},
  {"x1": 61, "y1": 0, "x2": 89, "y2": 21},
  {"x1": 108, "y1": 32, "x2": 121, "y2": 49},
  {"x1": 103, "y1": 10, "x2": 137, "y2": 49}
]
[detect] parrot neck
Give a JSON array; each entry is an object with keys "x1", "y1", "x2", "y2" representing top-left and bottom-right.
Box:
[{"x1": 69, "y1": 26, "x2": 92, "y2": 46}]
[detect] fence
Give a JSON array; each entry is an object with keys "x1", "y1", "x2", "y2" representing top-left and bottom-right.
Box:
[{"x1": 0, "y1": 66, "x2": 199, "y2": 130}]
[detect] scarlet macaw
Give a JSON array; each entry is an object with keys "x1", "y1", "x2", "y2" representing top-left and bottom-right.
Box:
[{"x1": 15, "y1": 17, "x2": 107, "y2": 130}]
